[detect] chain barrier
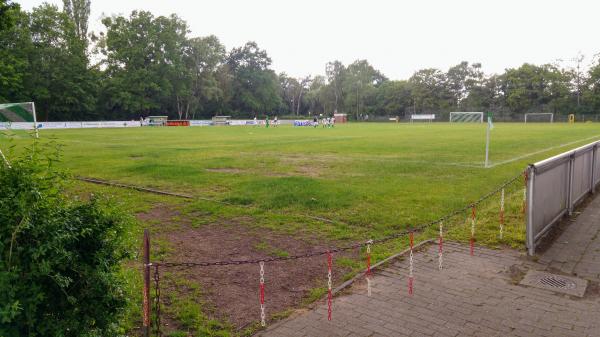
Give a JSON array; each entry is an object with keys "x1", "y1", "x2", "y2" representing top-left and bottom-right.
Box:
[
  {"x1": 438, "y1": 222, "x2": 443, "y2": 270},
  {"x1": 259, "y1": 261, "x2": 266, "y2": 327},
  {"x1": 327, "y1": 251, "x2": 333, "y2": 321},
  {"x1": 470, "y1": 206, "x2": 476, "y2": 256},
  {"x1": 153, "y1": 265, "x2": 161, "y2": 337},
  {"x1": 499, "y1": 188, "x2": 505, "y2": 239},
  {"x1": 408, "y1": 232, "x2": 414, "y2": 295},
  {"x1": 152, "y1": 171, "x2": 523, "y2": 269},
  {"x1": 365, "y1": 240, "x2": 373, "y2": 296}
]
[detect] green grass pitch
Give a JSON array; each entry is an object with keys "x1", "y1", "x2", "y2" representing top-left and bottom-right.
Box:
[{"x1": 2, "y1": 122, "x2": 599, "y2": 243}]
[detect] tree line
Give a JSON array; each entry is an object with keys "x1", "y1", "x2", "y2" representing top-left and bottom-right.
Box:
[{"x1": 1, "y1": 0, "x2": 600, "y2": 121}]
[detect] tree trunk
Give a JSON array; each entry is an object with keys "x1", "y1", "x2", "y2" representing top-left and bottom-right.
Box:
[
  {"x1": 176, "y1": 95, "x2": 183, "y2": 120},
  {"x1": 296, "y1": 89, "x2": 303, "y2": 115}
]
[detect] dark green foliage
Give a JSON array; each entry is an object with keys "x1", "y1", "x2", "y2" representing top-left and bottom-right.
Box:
[{"x1": 0, "y1": 146, "x2": 130, "y2": 336}]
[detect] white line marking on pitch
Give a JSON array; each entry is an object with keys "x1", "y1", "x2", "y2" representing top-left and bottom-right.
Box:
[{"x1": 488, "y1": 135, "x2": 600, "y2": 168}]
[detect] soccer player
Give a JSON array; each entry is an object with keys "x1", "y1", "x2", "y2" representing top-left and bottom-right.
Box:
[
  {"x1": 265, "y1": 116, "x2": 270, "y2": 128},
  {"x1": 274, "y1": 116, "x2": 278, "y2": 127}
]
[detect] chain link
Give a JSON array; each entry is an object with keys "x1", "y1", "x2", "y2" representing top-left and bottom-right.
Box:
[
  {"x1": 438, "y1": 222, "x2": 443, "y2": 270},
  {"x1": 259, "y1": 261, "x2": 265, "y2": 327},
  {"x1": 327, "y1": 252, "x2": 333, "y2": 321}
]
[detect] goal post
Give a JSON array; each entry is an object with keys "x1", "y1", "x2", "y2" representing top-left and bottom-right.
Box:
[
  {"x1": 0, "y1": 102, "x2": 39, "y2": 138},
  {"x1": 524, "y1": 113, "x2": 554, "y2": 123},
  {"x1": 449, "y1": 112, "x2": 484, "y2": 123}
]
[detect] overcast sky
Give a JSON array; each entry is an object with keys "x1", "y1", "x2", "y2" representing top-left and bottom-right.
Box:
[{"x1": 17, "y1": 0, "x2": 600, "y2": 79}]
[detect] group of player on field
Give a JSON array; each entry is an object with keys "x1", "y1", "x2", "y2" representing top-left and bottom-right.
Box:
[
  {"x1": 312, "y1": 115, "x2": 335, "y2": 128},
  {"x1": 253, "y1": 115, "x2": 279, "y2": 128},
  {"x1": 253, "y1": 115, "x2": 335, "y2": 128}
]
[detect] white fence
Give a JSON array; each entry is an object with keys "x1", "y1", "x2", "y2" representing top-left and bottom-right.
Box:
[
  {"x1": 1, "y1": 119, "x2": 310, "y2": 131},
  {"x1": 410, "y1": 114, "x2": 435, "y2": 123},
  {"x1": 0, "y1": 121, "x2": 142, "y2": 130},
  {"x1": 526, "y1": 140, "x2": 600, "y2": 255}
]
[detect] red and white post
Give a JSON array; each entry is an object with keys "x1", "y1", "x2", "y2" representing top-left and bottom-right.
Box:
[{"x1": 408, "y1": 232, "x2": 414, "y2": 295}]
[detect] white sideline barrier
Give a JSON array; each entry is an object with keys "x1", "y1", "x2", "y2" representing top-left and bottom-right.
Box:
[
  {"x1": 0, "y1": 121, "x2": 141, "y2": 130},
  {"x1": 189, "y1": 119, "x2": 295, "y2": 126},
  {"x1": 1, "y1": 119, "x2": 300, "y2": 130},
  {"x1": 410, "y1": 114, "x2": 435, "y2": 123},
  {"x1": 526, "y1": 140, "x2": 600, "y2": 255},
  {"x1": 189, "y1": 120, "x2": 212, "y2": 126}
]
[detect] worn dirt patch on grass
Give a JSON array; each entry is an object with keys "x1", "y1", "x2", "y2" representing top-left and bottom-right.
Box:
[
  {"x1": 141, "y1": 205, "x2": 357, "y2": 334},
  {"x1": 165, "y1": 225, "x2": 355, "y2": 331}
]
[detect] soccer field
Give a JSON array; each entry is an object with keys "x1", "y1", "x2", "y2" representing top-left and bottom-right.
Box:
[
  {"x1": 3, "y1": 122, "x2": 599, "y2": 238},
  {"x1": 4, "y1": 122, "x2": 600, "y2": 334}
]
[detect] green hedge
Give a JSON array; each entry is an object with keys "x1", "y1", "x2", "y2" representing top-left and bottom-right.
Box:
[{"x1": 0, "y1": 146, "x2": 130, "y2": 336}]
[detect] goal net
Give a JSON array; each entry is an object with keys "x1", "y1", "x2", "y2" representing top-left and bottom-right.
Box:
[
  {"x1": 524, "y1": 113, "x2": 554, "y2": 123},
  {"x1": 0, "y1": 102, "x2": 38, "y2": 137},
  {"x1": 449, "y1": 112, "x2": 484, "y2": 123}
]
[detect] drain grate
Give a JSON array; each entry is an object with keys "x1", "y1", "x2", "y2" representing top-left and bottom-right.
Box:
[
  {"x1": 519, "y1": 270, "x2": 587, "y2": 297},
  {"x1": 538, "y1": 275, "x2": 576, "y2": 290}
]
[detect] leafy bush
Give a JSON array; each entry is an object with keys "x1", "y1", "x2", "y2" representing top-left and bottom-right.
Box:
[{"x1": 0, "y1": 147, "x2": 130, "y2": 336}]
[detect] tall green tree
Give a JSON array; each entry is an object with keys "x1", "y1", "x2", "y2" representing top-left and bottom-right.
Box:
[
  {"x1": 372, "y1": 80, "x2": 412, "y2": 117},
  {"x1": 29, "y1": 4, "x2": 96, "y2": 120},
  {"x1": 325, "y1": 60, "x2": 345, "y2": 113},
  {"x1": 446, "y1": 61, "x2": 484, "y2": 108},
  {"x1": 226, "y1": 41, "x2": 281, "y2": 116},
  {"x1": 184, "y1": 35, "x2": 226, "y2": 119},
  {"x1": 1, "y1": 4, "x2": 97, "y2": 120},
  {"x1": 100, "y1": 11, "x2": 189, "y2": 119},
  {"x1": 409, "y1": 68, "x2": 452, "y2": 113},
  {"x1": 499, "y1": 63, "x2": 572, "y2": 114},
  {"x1": 62, "y1": 0, "x2": 90, "y2": 44},
  {"x1": 342, "y1": 60, "x2": 386, "y2": 119},
  {"x1": 0, "y1": 0, "x2": 20, "y2": 31},
  {"x1": 0, "y1": 3, "x2": 28, "y2": 102}
]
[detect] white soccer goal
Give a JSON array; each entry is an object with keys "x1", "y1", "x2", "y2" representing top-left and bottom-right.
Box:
[
  {"x1": 524, "y1": 113, "x2": 554, "y2": 123},
  {"x1": 0, "y1": 102, "x2": 38, "y2": 137},
  {"x1": 449, "y1": 112, "x2": 484, "y2": 123}
]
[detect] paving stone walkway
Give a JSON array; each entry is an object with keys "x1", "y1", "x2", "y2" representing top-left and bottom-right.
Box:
[
  {"x1": 538, "y1": 193, "x2": 600, "y2": 281},
  {"x1": 258, "y1": 242, "x2": 600, "y2": 337}
]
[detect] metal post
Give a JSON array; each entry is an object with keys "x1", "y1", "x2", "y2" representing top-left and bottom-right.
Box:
[
  {"x1": 142, "y1": 230, "x2": 151, "y2": 337},
  {"x1": 591, "y1": 144, "x2": 597, "y2": 194},
  {"x1": 526, "y1": 166, "x2": 536, "y2": 256},
  {"x1": 568, "y1": 155, "x2": 575, "y2": 215},
  {"x1": 484, "y1": 116, "x2": 491, "y2": 168},
  {"x1": 31, "y1": 102, "x2": 39, "y2": 139}
]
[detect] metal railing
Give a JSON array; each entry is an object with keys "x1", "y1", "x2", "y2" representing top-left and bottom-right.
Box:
[{"x1": 526, "y1": 140, "x2": 600, "y2": 255}]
